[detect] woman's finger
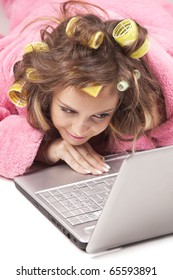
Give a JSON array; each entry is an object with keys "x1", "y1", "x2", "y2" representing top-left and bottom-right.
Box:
[
  {"x1": 61, "y1": 142, "x2": 109, "y2": 175},
  {"x1": 76, "y1": 143, "x2": 110, "y2": 172}
]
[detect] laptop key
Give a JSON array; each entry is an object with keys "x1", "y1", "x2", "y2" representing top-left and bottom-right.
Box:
[
  {"x1": 54, "y1": 194, "x2": 66, "y2": 201},
  {"x1": 86, "y1": 211, "x2": 102, "y2": 221},
  {"x1": 105, "y1": 178, "x2": 115, "y2": 185},
  {"x1": 67, "y1": 217, "x2": 81, "y2": 225},
  {"x1": 76, "y1": 183, "x2": 88, "y2": 188},
  {"x1": 70, "y1": 209, "x2": 82, "y2": 216},
  {"x1": 97, "y1": 200, "x2": 107, "y2": 207},
  {"x1": 58, "y1": 186, "x2": 78, "y2": 193},
  {"x1": 85, "y1": 181, "x2": 96, "y2": 189},
  {"x1": 48, "y1": 189, "x2": 59, "y2": 195},
  {"x1": 76, "y1": 214, "x2": 91, "y2": 223},
  {"x1": 92, "y1": 182, "x2": 108, "y2": 188},
  {"x1": 88, "y1": 204, "x2": 101, "y2": 211},
  {"x1": 98, "y1": 192, "x2": 109, "y2": 199},
  {"x1": 43, "y1": 195, "x2": 57, "y2": 204},
  {"x1": 84, "y1": 186, "x2": 107, "y2": 196},
  {"x1": 90, "y1": 194, "x2": 102, "y2": 203},
  {"x1": 60, "y1": 200, "x2": 73, "y2": 207},
  {"x1": 65, "y1": 205, "x2": 78, "y2": 211},
  {"x1": 40, "y1": 191, "x2": 51, "y2": 198},
  {"x1": 80, "y1": 207, "x2": 91, "y2": 214},
  {"x1": 51, "y1": 201, "x2": 67, "y2": 213},
  {"x1": 69, "y1": 197, "x2": 81, "y2": 204},
  {"x1": 75, "y1": 202, "x2": 87, "y2": 208},
  {"x1": 61, "y1": 211, "x2": 74, "y2": 218},
  {"x1": 63, "y1": 192, "x2": 75, "y2": 199}
]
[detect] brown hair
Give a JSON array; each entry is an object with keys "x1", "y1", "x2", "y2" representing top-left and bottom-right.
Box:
[{"x1": 13, "y1": 0, "x2": 163, "y2": 142}]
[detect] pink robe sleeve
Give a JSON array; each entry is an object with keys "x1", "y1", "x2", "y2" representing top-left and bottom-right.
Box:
[{"x1": 0, "y1": 114, "x2": 43, "y2": 179}]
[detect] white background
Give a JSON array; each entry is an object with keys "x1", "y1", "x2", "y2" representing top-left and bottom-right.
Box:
[
  {"x1": 0, "y1": 1, "x2": 173, "y2": 280},
  {"x1": 1, "y1": 177, "x2": 173, "y2": 280}
]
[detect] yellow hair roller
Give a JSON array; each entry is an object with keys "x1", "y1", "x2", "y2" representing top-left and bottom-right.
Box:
[
  {"x1": 112, "y1": 19, "x2": 150, "y2": 59},
  {"x1": 88, "y1": 31, "x2": 104, "y2": 49},
  {"x1": 24, "y1": 42, "x2": 49, "y2": 54},
  {"x1": 113, "y1": 19, "x2": 138, "y2": 46},
  {"x1": 66, "y1": 17, "x2": 104, "y2": 49},
  {"x1": 130, "y1": 38, "x2": 150, "y2": 59},
  {"x1": 65, "y1": 16, "x2": 81, "y2": 37},
  {"x1": 8, "y1": 80, "x2": 27, "y2": 107},
  {"x1": 26, "y1": 67, "x2": 38, "y2": 81}
]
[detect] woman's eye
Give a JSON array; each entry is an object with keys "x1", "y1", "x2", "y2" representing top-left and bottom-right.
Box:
[
  {"x1": 93, "y1": 113, "x2": 111, "y2": 121},
  {"x1": 60, "y1": 106, "x2": 76, "y2": 114}
]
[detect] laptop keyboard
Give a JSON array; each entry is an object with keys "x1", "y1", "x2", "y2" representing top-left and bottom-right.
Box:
[{"x1": 37, "y1": 176, "x2": 116, "y2": 226}]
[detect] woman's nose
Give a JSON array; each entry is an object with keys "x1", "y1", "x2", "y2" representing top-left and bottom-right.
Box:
[{"x1": 72, "y1": 119, "x2": 90, "y2": 136}]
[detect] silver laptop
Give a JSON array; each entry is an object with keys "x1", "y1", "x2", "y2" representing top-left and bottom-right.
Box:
[{"x1": 14, "y1": 146, "x2": 173, "y2": 253}]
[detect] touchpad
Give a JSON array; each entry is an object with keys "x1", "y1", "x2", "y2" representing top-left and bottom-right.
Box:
[{"x1": 84, "y1": 225, "x2": 96, "y2": 235}]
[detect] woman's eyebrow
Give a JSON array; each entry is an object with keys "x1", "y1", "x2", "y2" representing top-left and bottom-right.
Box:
[
  {"x1": 95, "y1": 108, "x2": 115, "y2": 114},
  {"x1": 57, "y1": 99, "x2": 78, "y2": 111}
]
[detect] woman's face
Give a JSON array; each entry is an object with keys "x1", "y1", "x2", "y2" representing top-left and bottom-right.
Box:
[{"x1": 50, "y1": 85, "x2": 119, "y2": 145}]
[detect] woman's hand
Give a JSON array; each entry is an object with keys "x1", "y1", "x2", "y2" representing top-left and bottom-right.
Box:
[{"x1": 39, "y1": 139, "x2": 110, "y2": 175}]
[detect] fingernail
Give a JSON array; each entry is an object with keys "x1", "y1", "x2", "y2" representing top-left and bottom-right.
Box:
[
  {"x1": 95, "y1": 170, "x2": 102, "y2": 175},
  {"x1": 85, "y1": 170, "x2": 91, "y2": 174},
  {"x1": 102, "y1": 167, "x2": 110, "y2": 172},
  {"x1": 104, "y1": 163, "x2": 111, "y2": 169}
]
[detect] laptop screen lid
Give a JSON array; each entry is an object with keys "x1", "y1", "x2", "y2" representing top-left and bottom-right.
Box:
[{"x1": 86, "y1": 145, "x2": 173, "y2": 253}]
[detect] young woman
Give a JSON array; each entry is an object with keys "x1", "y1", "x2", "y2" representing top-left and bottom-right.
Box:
[{"x1": 0, "y1": 0, "x2": 173, "y2": 178}]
